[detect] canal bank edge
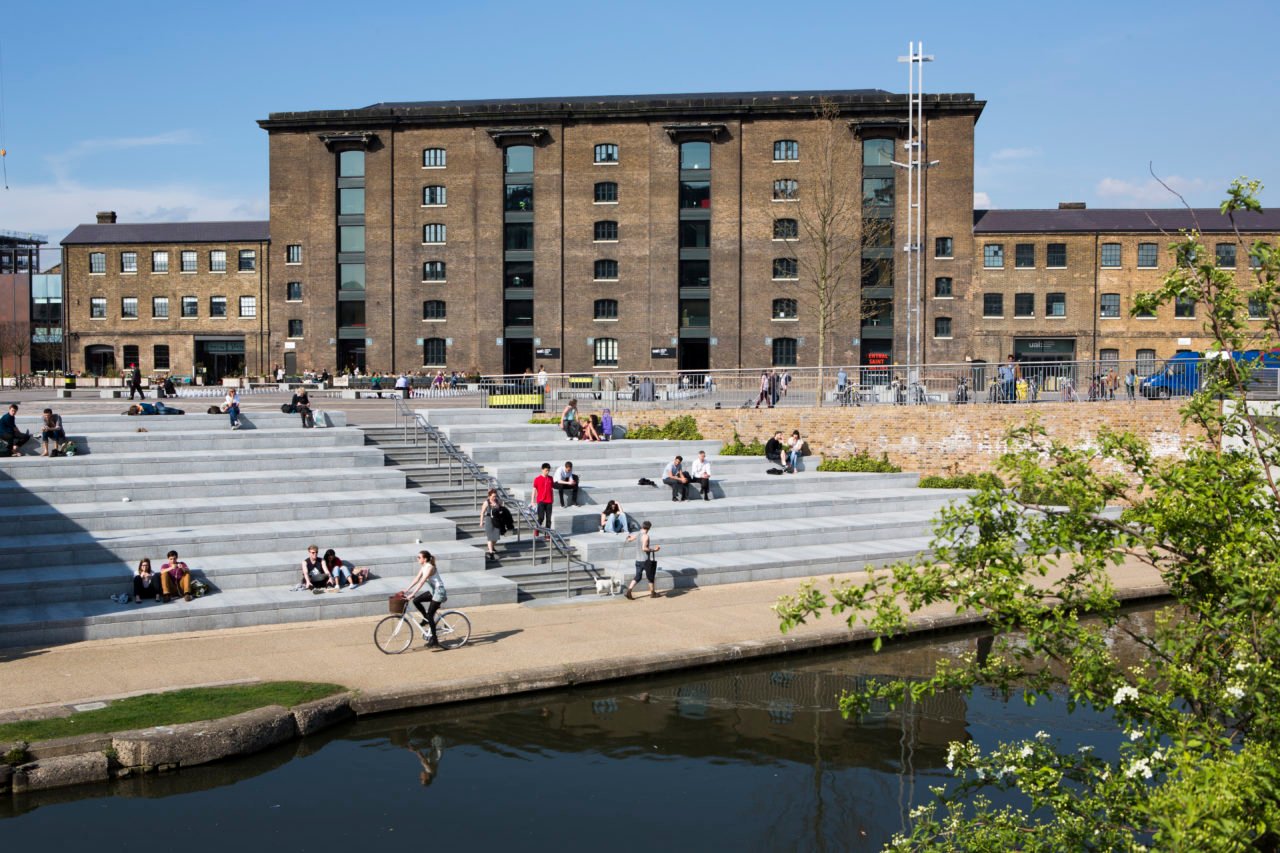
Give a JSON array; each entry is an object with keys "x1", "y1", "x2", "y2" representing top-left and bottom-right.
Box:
[{"x1": 0, "y1": 579, "x2": 1168, "y2": 799}]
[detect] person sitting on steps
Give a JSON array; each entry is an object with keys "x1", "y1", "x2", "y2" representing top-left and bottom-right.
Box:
[
  {"x1": 560, "y1": 398, "x2": 580, "y2": 441},
  {"x1": 764, "y1": 431, "x2": 785, "y2": 470},
  {"x1": 690, "y1": 450, "x2": 713, "y2": 500},
  {"x1": 662, "y1": 455, "x2": 691, "y2": 502},
  {"x1": 291, "y1": 388, "x2": 315, "y2": 428},
  {"x1": 0, "y1": 403, "x2": 32, "y2": 457},
  {"x1": 132, "y1": 557, "x2": 162, "y2": 603},
  {"x1": 553, "y1": 461, "x2": 580, "y2": 507},
  {"x1": 39, "y1": 408, "x2": 68, "y2": 457},
  {"x1": 160, "y1": 549, "x2": 193, "y2": 602},
  {"x1": 301, "y1": 545, "x2": 333, "y2": 590},
  {"x1": 600, "y1": 499, "x2": 629, "y2": 533}
]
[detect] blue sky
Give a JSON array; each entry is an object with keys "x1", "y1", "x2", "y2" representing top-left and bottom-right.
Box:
[{"x1": 3, "y1": 0, "x2": 1277, "y2": 266}]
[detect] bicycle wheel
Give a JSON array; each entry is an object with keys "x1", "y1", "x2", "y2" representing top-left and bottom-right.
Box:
[
  {"x1": 435, "y1": 611, "x2": 471, "y2": 650},
  {"x1": 374, "y1": 615, "x2": 414, "y2": 654}
]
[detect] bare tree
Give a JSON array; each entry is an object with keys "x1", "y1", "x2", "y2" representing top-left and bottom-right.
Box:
[
  {"x1": 780, "y1": 100, "x2": 889, "y2": 405},
  {"x1": 30, "y1": 331, "x2": 63, "y2": 374},
  {"x1": 0, "y1": 320, "x2": 26, "y2": 379}
]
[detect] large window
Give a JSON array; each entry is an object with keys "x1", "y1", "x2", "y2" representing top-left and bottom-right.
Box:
[
  {"x1": 340, "y1": 304, "x2": 367, "y2": 330},
  {"x1": 239, "y1": 296, "x2": 257, "y2": 318},
  {"x1": 934, "y1": 317, "x2": 952, "y2": 338},
  {"x1": 1249, "y1": 296, "x2": 1267, "y2": 319},
  {"x1": 680, "y1": 141, "x2": 711, "y2": 170},
  {"x1": 1100, "y1": 293, "x2": 1121, "y2": 318},
  {"x1": 772, "y1": 258, "x2": 798, "y2": 280},
  {"x1": 339, "y1": 226, "x2": 365, "y2": 253},
  {"x1": 773, "y1": 139, "x2": 799, "y2": 161},
  {"x1": 123, "y1": 345, "x2": 139, "y2": 368},
  {"x1": 423, "y1": 338, "x2": 447, "y2": 366},
  {"x1": 594, "y1": 143, "x2": 618, "y2": 164},
  {"x1": 210, "y1": 250, "x2": 227, "y2": 272},
  {"x1": 593, "y1": 337, "x2": 618, "y2": 367},
  {"x1": 503, "y1": 299, "x2": 533, "y2": 327},
  {"x1": 680, "y1": 220, "x2": 710, "y2": 249},
  {"x1": 89, "y1": 252, "x2": 106, "y2": 274},
  {"x1": 935, "y1": 237, "x2": 954, "y2": 258},
  {"x1": 771, "y1": 337, "x2": 797, "y2": 366},
  {"x1": 153, "y1": 345, "x2": 170, "y2": 371},
  {"x1": 238, "y1": 249, "x2": 256, "y2": 272},
  {"x1": 422, "y1": 300, "x2": 447, "y2": 320},
  {"x1": 423, "y1": 147, "x2": 446, "y2": 168},
  {"x1": 286, "y1": 244, "x2": 302, "y2": 264},
  {"x1": 594, "y1": 299, "x2": 618, "y2": 320},
  {"x1": 505, "y1": 184, "x2": 533, "y2": 211},
  {"x1": 861, "y1": 177, "x2": 894, "y2": 207},
  {"x1": 1015, "y1": 244, "x2": 1035, "y2": 268},
  {"x1": 339, "y1": 187, "x2": 365, "y2": 215},
  {"x1": 423, "y1": 261, "x2": 447, "y2": 282},
  {"x1": 1046, "y1": 292, "x2": 1066, "y2": 317},
  {"x1": 594, "y1": 181, "x2": 618, "y2": 203},
  {"x1": 504, "y1": 222, "x2": 533, "y2": 251},
  {"x1": 182, "y1": 296, "x2": 198, "y2": 318},
  {"x1": 594, "y1": 220, "x2": 618, "y2": 242},
  {"x1": 1137, "y1": 242, "x2": 1158, "y2": 268},
  {"x1": 423, "y1": 223, "x2": 447, "y2": 244},
  {"x1": 772, "y1": 179, "x2": 798, "y2": 201},
  {"x1": 288, "y1": 319, "x2": 303, "y2": 338},
  {"x1": 152, "y1": 296, "x2": 169, "y2": 319},
  {"x1": 422, "y1": 186, "x2": 447, "y2": 206},
  {"x1": 152, "y1": 251, "x2": 169, "y2": 273},
  {"x1": 341, "y1": 263, "x2": 365, "y2": 292},
  {"x1": 338, "y1": 150, "x2": 364, "y2": 178},
  {"x1": 983, "y1": 244, "x2": 1004, "y2": 268},
  {"x1": 772, "y1": 298, "x2": 797, "y2": 320},
  {"x1": 863, "y1": 138, "x2": 895, "y2": 167},
  {"x1": 773, "y1": 218, "x2": 798, "y2": 240},
  {"x1": 1014, "y1": 293, "x2": 1035, "y2": 317},
  {"x1": 1216, "y1": 243, "x2": 1237, "y2": 268},
  {"x1": 121, "y1": 252, "x2": 138, "y2": 273},
  {"x1": 594, "y1": 259, "x2": 618, "y2": 281},
  {"x1": 121, "y1": 297, "x2": 138, "y2": 319},
  {"x1": 210, "y1": 296, "x2": 227, "y2": 318},
  {"x1": 1047, "y1": 243, "x2": 1067, "y2": 268},
  {"x1": 934, "y1": 277, "x2": 953, "y2": 297},
  {"x1": 504, "y1": 145, "x2": 533, "y2": 173},
  {"x1": 680, "y1": 260, "x2": 709, "y2": 289},
  {"x1": 1137, "y1": 349, "x2": 1157, "y2": 375},
  {"x1": 679, "y1": 181, "x2": 711, "y2": 209},
  {"x1": 1175, "y1": 296, "x2": 1196, "y2": 318},
  {"x1": 504, "y1": 261, "x2": 533, "y2": 289},
  {"x1": 180, "y1": 250, "x2": 197, "y2": 272},
  {"x1": 983, "y1": 293, "x2": 1004, "y2": 318},
  {"x1": 286, "y1": 281, "x2": 303, "y2": 301},
  {"x1": 1100, "y1": 243, "x2": 1122, "y2": 268},
  {"x1": 90, "y1": 297, "x2": 106, "y2": 318}
]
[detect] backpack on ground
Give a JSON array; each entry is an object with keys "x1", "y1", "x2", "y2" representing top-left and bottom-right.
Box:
[
  {"x1": 281, "y1": 403, "x2": 296, "y2": 414},
  {"x1": 206, "y1": 406, "x2": 222, "y2": 415},
  {"x1": 766, "y1": 467, "x2": 785, "y2": 475}
]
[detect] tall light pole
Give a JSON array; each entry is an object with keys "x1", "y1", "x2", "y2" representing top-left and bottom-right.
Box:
[{"x1": 893, "y1": 42, "x2": 936, "y2": 378}]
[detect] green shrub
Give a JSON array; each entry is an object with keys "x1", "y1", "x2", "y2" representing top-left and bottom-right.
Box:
[
  {"x1": 3, "y1": 741, "x2": 30, "y2": 766},
  {"x1": 528, "y1": 416, "x2": 561, "y2": 424},
  {"x1": 918, "y1": 472, "x2": 1005, "y2": 490},
  {"x1": 625, "y1": 415, "x2": 703, "y2": 441},
  {"x1": 719, "y1": 431, "x2": 766, "y2": 456},
  {"x1": 817, "y1": 451, "x2": 902, "y2": 473}
]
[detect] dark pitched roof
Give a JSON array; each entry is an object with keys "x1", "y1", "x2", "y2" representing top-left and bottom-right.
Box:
[
  {"x1": 61, "y1": 221, "x2": 270, "y2": 246},
  {"x1": 973, "y1": 208, "x2": 1280, "y2": 234}
]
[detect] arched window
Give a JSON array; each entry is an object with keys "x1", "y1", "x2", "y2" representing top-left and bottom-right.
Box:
[
  {"x1": 422, "y1": 148, "x2": 446, "y2": 168},
  {"x1": 594, "y1": 299, "x2": 618, "y2": 320},
  {"x1": 423, "y1": 338, "x2": 447, "y2": 366},
  {"x1": 594, "y1": 143, "x2": 618, "y2": 164},
  {"x1": 863, "y1": 138, "x2": 895, "y2": 167},
  {"x1": 422, "y1": 300, "x2": 447, "y2": 320},
  {"x1": 773, "y1": 140, "x2": 799, "y2": 161},
  {"x1": 423, "y1": 223, "x2": 446, "y2": 244},
  {"x1": 423, "y1": 261, "x2": 446, "y2": 281},
  {"x1": 773, "y1": 218, "x2": 798, "y2": 240},
  {"x1": 771, "y1": 338, "x2": 797, "y2": 367},
  {"x1": 594, "y1": 181, "x2": 618, "y2": 203},
  {"x1": 772, "y1": 298, "x2": 797, "y2": 320},
  {"x1": 422, "y1": 185, "x2": 447, "y2": 206},
  {"x1": 594, "y1": 220, "x2": 618, "y2": 241},
  {"x1": 593, "y1": 337, "x2": 618, "y2": 367},
  {"x1": 680, "y1": 141, "x2": 711, "y2": 170},
  {"x1": 594, "y1": 259, "x2": 618, "y2": 280},
  {"x1": 504, "y1": 145, "x2": 533, "y2": 173},
  {"x1": 772, "y1": 258, "x2": 798, "y2": 280},
  {"x1": 772, "y1": 179, "x2": 798, "y2": 201}
]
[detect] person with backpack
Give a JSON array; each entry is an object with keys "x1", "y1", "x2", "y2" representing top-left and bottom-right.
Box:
[{"x1": 624, "y1": 521, "x2": 661, "y2": 600}]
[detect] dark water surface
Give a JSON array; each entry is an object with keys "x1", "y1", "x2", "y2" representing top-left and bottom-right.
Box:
[{"x1": 0, "y1": 629, "x2": 1127, "y2": 852}]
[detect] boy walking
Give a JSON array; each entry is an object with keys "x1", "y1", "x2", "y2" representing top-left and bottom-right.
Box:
[{"x1": 531, "y1": 462, "x2": 555, "y2": 539}]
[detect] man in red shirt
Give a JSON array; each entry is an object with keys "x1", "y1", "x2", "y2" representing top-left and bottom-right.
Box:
[{"x1": 530, "y1": 462, "x2": 555, "y2": 540}]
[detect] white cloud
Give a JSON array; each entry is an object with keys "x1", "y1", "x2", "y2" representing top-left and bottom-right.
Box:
[
  {"x1": 1095, "y1": 175, "x2": 1213, "y2": 206},
  {"x1": 974, "y1": 191, "x2": 992, "y2": 208},
  {"x1": 46, "y1": 131, "x2": 198, "y2": 183},
  {"x1": 990, "y1": 147, "x2": 1039, "y2": 162}
]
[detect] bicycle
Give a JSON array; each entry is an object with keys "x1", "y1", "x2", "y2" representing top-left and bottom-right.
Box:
[{"x1": 374, "y1": 593, "x2": 471, "y2": 654}]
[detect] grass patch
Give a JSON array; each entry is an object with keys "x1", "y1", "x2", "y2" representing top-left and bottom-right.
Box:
[
  {"x1": 918, "y1": 472, "x2": 1005, "y2": 490},
  {"x1": 528, "y1": 416, "x2": 561, "y2": 424},
  {"x1": 624, "y1": 415, "x2": 703, "y2": 441},
  {"x1": 817, "y1": 451, "x2": 902, "y2": 474},
  {"x1": 719, "y1": 431, "x2": 766, "y2": 456},
  {"x1": 0, "y1": 681, "x2": 345, "y2": 746}
]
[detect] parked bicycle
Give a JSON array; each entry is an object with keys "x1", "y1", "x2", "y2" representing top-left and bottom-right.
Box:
[{"x1": 375, "y1": 593, "x2": 471, "y2": 654}]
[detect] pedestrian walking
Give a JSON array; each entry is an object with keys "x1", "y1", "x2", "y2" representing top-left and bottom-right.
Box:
[{"x1": 624, "y1": 521, "x2": 661, "y2": 599}]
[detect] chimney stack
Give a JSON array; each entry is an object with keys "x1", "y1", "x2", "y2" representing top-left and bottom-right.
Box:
[
  {"x1": 96, "y1": 211, "x2": 117, "y2": 224},
  {"x1": 1058, "y1": 202, "x2": 1086, "y2": 210}
]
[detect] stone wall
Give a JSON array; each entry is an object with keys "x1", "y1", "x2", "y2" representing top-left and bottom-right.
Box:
[{"x1": 624, "y1": 400, "x2": 1204, "y2": 476}]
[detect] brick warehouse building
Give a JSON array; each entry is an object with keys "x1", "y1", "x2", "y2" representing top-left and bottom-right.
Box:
[
  {"x1": 60, "y1": 214, "x2": 269, "y2": 381},
  {"x1": 256, "y1": 90, "x2": 984, "y2": 376}
]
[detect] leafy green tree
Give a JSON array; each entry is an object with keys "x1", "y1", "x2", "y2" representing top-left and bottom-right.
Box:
[{"x1": 777, "y1": 180, "x2": 1280, "y2": 851}]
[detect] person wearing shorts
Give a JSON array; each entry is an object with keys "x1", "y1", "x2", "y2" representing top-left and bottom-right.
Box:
[
  {"x1": 624, "y1": 520, "x2": 661, "y2": 600},
  {"x1": 403, "y1": 550, "x2": 447, "y2": 648}
]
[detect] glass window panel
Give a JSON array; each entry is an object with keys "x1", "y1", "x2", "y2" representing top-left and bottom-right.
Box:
[
  {"x1": 679, "y1": 181, "x2": 711, "y2": 209},
  {"x1": 238, "y1": 249, "x2": 256, "y2": 271},
  {"x1": 287, "y1": 281, "x2": 303, "y2": 300},
  {"x1": 1014, "y1": 293, "x2": 1034, "y2": 316},
  {"x1": 679, "y1": 260, "x2": 709, "y2": 289},
  {"x1": 594, "y1": 182, "x2": 618, "y2": 203},
  {"x1": 504, "y1": 261, "x2": 533, "y2": 289},
  {"x1": 90, "y1": 297, "x2": 106, "y2": 318},
  {"x1": 1100, "y1": 243, "x2": 1121, "y2": 268},
  {"x1": 680, "y1": 220, "x2": 710, "y2": 249},
  {"x1": 594, "y1": 338, "x2": 618, "y2": 367},
  {"x1": 338, "y1": 150, "x2": 365, "y2": 178},
  {"x1": 773, "y1": 219, "x2": 798, "y2": 240},
  {"x1": 1046, "y1": 292, "x2": 1066, "y2": 317},
  {"x1": 862, "y1": 177, "x2": 894, "y2": 207},
  {"x1": 504, "y1": 145, "x2": 533, "y2": 173},
  {"x1": 983, "y1": 244, "x2": 1004, "y2": 268},
  {"x1": 503, "y1": 299, "x2": 534, "y2": 327},
  {"x1": 772, "y1": 298, "x2": 797, "y2": 320},
  {"x1": 338, "y1": 301, "x2": 365, "y2": 327},
  {"x1": 339, "y1": 187, "x2": 365, "y2": 215},
  {"x1": 210, "y1": 296, "x2": 227, "y2": 317},
  {"x1": 505, "y1": 184, "x2": 533, "y2": 211},
  {"x1": 152, "y1": 251, "x2": 169, "y2": 272},
  {"x1": 1216, "y1": 243, "x2": 1237, "y2": 268},
  {"x1": 771, "y1": 338, "x2": 797, "y2": 366},
  {"x1": 594, "y1": 143, "x2": 618, "y2": 163},
  {"x1": 423, "y1": 338, "x2": 447, "y2": 365},
  {"x1": 239, "y1": 296, "x2": 257, "y2": 317},
  {"x1": 773, "y1": 140, "x2": 799, "y2": 161},
  {"x1": 773, "y1": 179, "x2": 798, "y2": 201},
  {"x1": 423, "y1": 300, "x2": 447, "y2": 320},
  {"x1": 934, "y1": 317, "x2": 952, "y2": 337},
  {"x1": 863, "y1": 217, "x2": 893, "y2": 248},
  {"x1": 935, "y1": 237, "x2": 953, "y2": 258},
  {"x1": 862, "y1": 138, "x2": 896, "y2": 167},
  {"x1": 288, "y1": 319, "x2": 303, "y2": 337},
  {"x1": 680, "y1": 141, "x2": 711, "y2": 170},
  {"x1": 1015, "y1": 244, "x2": 1035, "y2": 268},
  {"x1": 423, "y1": 186, "x2": 447, "y2": 206},
  {"x1": 1137, "y1": 243, "x2": 1158, "y2": 268},
  {"x1": 1100, "y1": 293, "x2": 1121, "y2": 317},
  {"x1": 339, "y1": 226, "x2": 365, "y2": 253},
  {"x1": 423, "y1": 223, "x2": 446, "y2": 243},
  {"x1": 680, "y1": 299, "x2": 710, "y2": 328},
  {"x1": 153, "y1": 345, "x2": 170, "y2": 370},
  {"x1": 861, "y1": 258, "x2": 892, "y2": 288},
  {"x1": 1175, "y1": 296, "x2": 1196, "y2": 318},
  {"x1": 504, "y1": 222, "x2": 534, "y2": 252},
  {"x1": 121, "y1": 252, "x2": 137, "y2": 273},
  {"x1": 423, "y1": 261, "x2": 447, "y2": 281},
  {"x1": 773, "y1": 258, "x2": 798, "y2": 279},
  {"x1": 181, "y1": 251, "x2": 197, "y2": 272},
  {"x1": 594, "y1": 221, "x2": 618, "y2": 241},
  {"x1": 210, "y1": 250, "x2": 227, "y2": 272},
  {"x1": 340, "y1": 263, "x2": 365, "y2": 292},
  {"x1": 423, "y1": 148, "x2": 446, "y2": 168},
  {"x1": 594, "y1": 299, "x2": 618, "y2": 320},
  {"x1": 152, "y1": 297, "x2": 169, "y2": 318},
  {"x1": 983, "y1": 293, "x2": 1003, "y2": 317},
  {"x1": 121, "y1": 297, "x2": 138, "y2": 318},
  {"x1": 934, "y1": 277, "x2": 953, "y2": 297},
  {"x1": 182, "y1": 296, "x2": 198, "y2": 317},
  {"x1": 594, "y1": 259, "x2": 618, "y2": 280},
  {"x1": 1047, "y1": 243, "x2": 1067, "y2": 267}
]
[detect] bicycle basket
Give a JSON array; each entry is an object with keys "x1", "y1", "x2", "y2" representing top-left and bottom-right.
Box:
[{"x1": 388, "y1": 593, "x2": 407, "y2": 615}]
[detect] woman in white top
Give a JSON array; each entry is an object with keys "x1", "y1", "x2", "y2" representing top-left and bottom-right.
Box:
[{"x1": 223, "y1": 388, "x2": 241, "y2": 430}]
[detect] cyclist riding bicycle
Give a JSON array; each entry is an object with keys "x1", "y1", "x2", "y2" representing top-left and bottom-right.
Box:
[{"x1": 402, "y1": 550, "x2": 447, "y2": 648}]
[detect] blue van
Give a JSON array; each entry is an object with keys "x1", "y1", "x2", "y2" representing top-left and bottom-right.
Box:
[{"x1": 1141, "y1": 350, "x2": 1280, "y2": 398}]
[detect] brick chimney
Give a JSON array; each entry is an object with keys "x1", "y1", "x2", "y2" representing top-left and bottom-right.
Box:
[
  {"x1": 96, "y1": 211, "x2": 117, "y2": 224},
  {"x1": 1058, "y1": 202, "x2": 1086, "y2": 210}
]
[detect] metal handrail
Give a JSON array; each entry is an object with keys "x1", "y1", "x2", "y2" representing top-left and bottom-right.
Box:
[{"x1": 390, "y1": 396, "x2": 600, "y2": 595}]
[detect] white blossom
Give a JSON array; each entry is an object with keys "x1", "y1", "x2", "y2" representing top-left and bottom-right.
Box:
[
  {"x1": 1125, "y1": 758, "x2": 1153, "y2": 779},
  {"x1": 1113, "y1": 685, "x2": 1140, "y2": 705},
  {"x1": 1225, "y1": 684, "x2": 1245, "y2": 700},
  {"x1": 1035, "y1": 730, "x2": 1049, "y2": 740},
  {"x1": 1019, "y1": 745, "x2": 1033, "y2": 758},
  {"x1": 1129, "y1": 729, "x2": 1143, "y2": 741}
]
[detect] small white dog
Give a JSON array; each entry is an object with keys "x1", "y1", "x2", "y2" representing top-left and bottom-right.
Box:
[{"x1": 595, "y1": 575, "x2": 623, "y2": 596}]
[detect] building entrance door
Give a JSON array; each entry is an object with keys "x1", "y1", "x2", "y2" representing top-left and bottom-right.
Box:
[
  {"x1": 338, "y1": 341, "x2": 366, "y2": 373},
  {"x1": 195, "y1": 338, "x2": 245, "y2": 384},
  {"x1": 678, "y1": 340, "x2": 709, "y2": 375},
  {"x1": 504, "y1": 340, "x2": 533, "y2": 376},
  {"x1": 84, "y1": 345, "x2": 115, "y2": 377},
  {"x1": 284, "y1": 351, "x2": 297, "y2": 375}
]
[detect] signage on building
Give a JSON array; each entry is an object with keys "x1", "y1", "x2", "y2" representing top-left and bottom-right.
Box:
[
  {"x1": 865, "y1": 351, "x2": 890, "y2": 366},
  {"x1": 651, "y1": 347, "x2": 677, "y2": 359},
  {"x1": 535, "y1": 347, "x2": 560, "y2": 359},
  {"x1": 284, "y1": 342, "x2": 296, "y2": 349}
]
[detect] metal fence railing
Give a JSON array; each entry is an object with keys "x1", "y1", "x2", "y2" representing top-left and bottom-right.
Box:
[{"x1": 472, "y1": 357, "x2": 1280, "y2": 412}]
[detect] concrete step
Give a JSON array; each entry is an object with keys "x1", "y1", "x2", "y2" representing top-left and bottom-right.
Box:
[
  {"x1": 0, "y1": 572, "x2": 518, "y2": 648},
  {"x1": 507, "y1": 471, "x2": 921, "y2": 505},
  {"x1": 483, "y1": 454, "x2": 826, "y2": 487},
  {"x1": 6, "y1": 411, "x2": 348, "y2": 434},
  {"x1": 0, "y1": 427, "x2": 365, "y2": 458},
  {"x1": 416, "y1": 408, "x2": 533, "y2": 426},
  {"x1": 437, "y1": 424, "x2": 566, "y2": 443},
  {"x1": 0, "y1": 445, "x2": 387, "y2": 481},
  {"x1": 460, "y1": 438, "x2": 724, "y2": 463},
  {"x1": 573, "y1": 508, "x2": 942, "y2": 563},
  {"x1": 0, "y1": 467, "x2": 409, "y2": 507}
]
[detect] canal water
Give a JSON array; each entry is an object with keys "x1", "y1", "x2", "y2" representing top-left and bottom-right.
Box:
[{"x1": 0, "y1": 629, "x2": 1127, "y2": 851}]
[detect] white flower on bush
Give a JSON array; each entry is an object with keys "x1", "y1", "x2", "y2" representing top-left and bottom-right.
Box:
[
  {"x1": 1113, "y1": 685, "x2": 1139, "y2": 705},
  {"x1": 1125, "y1": 758, "x2": 1153, "y2": 780},
  {"x1": 1225, "y1": 683, "x2": 1246, "y2": 701},
  {"x1": 1129, "y1": 729, "x2": 1143, "y2": 741},
  {"x1": 1019, "y1": 744, "x2": 1033, "y2": 758}
]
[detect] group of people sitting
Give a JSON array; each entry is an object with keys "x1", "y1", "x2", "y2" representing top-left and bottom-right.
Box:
[
  {"x1": 559, "y1": 399, "x2": 612, "y2": 442},
  {"x1": 660, "y1": 450, "x2": 714, "y2": 502},
  {"x1": 129, "y1": 550, "x2": 197, "y2": 603},
  {"x1": 300, "y1": 544, "x2": 370, "y2": 591},
  {"x1": 2, "y1": 403, "x2": 73, "y2": 457},
  {"x1": 765, "y1": 430, "x2": 809, "y2": 474}
]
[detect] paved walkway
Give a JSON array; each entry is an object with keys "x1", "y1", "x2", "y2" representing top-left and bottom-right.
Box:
[{"x1": 0, "y1": 559, "x2": 1168, "y2": 720}]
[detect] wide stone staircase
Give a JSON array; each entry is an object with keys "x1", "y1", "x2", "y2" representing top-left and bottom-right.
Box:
[{"x1": 0, "y1": 409, "x2": 517, "y2": 648}]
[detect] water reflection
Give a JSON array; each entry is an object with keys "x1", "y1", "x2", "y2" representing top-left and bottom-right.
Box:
[{"x1": 0, "y1": 617, "x2": 1143, "y2": 851}]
